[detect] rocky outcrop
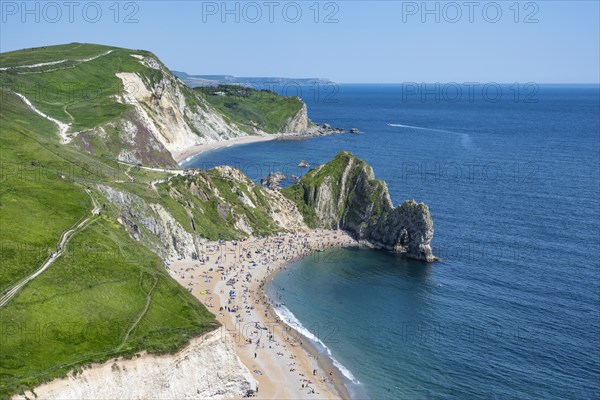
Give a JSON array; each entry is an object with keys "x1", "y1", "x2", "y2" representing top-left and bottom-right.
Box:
[
  {"x1": 97, "y1": 184, "x2": 205, "y2": 261},
  {"x1": 97, "y1": 166, "x2": 307, "y2": 261},
  {"x1": 283, "y1": 151, "x2": 436, "y2": 262},
  {"x1": 282, "y1": 103, "x2": 308, "y2": 133},
  {"x1": 288, "y1": 123, "x2": 345, "y2": 139},
  {"x1": 261, "y1": 171, "x2": 285, "y2": 190},
  {"x1": 16, "y1": 330, "x2": 257, "y2": 400},
  {"x1": 114, "y1": 57, "x2": 248, "y2": 154}
]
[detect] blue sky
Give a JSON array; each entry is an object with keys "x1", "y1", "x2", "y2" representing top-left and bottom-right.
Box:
[{"x1": 1, "y1": 1, "x2": 599, "y2": 83}]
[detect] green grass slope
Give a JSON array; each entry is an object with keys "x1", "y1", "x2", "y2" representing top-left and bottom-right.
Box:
[
  {"x1": 0, "y1": 43, "x2": 159, "y2": 131},
  {"x1": 0, "y1": 43, "x2": 311, "y2": 398},
  {"x1": 195, "y1": 85, "x2": 304, "y2": 133},
  {"x1": 0, "y1": 88, "x2": 216, "y2": 398},
  {"x1": 0, "y1": 43, "x2": 115, "y2": 69},
  {"x1": 0, "y1": 217, "x2": 214, "y2": 397}
]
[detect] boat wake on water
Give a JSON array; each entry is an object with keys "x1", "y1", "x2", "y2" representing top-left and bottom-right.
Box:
[{"x1": 387, "y1": 123, "x2": 473, "y2": 147}]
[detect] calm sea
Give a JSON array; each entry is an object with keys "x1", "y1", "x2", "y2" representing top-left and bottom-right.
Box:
[{"x1": 183, "y1": 84, "x2": 600, "y2": 399}]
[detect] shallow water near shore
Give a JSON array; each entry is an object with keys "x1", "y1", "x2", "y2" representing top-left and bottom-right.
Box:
[
  {"x1": 186, "y1": 84, "x2": 600, "y2": 399},
  {"x1": 267, "y1": 248, "x2": 439, "y2": 399}
]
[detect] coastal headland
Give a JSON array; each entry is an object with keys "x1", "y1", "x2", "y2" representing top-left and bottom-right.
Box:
[
  {"x1": 1, "y1": 43, "x2": 434, "y2": 399},
  {"x1": 16, "y1": 231, "x2": 358, "y2": 400}
]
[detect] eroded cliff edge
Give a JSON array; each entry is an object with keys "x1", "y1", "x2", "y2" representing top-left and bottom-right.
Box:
[
  {"x1": 0, "y1": 43, "x2": 311, "y2": 169},
  {"x1": 283, "y1": 151, "x2": 437, "y2": 262}
]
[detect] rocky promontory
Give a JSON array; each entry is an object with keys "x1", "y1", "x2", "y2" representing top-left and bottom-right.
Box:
[{"x1": 283, "y1": 151, "x2": 436, "y2": 262}]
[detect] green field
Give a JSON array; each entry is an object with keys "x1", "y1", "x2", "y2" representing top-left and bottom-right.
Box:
[{"x1": 0, "y1": 43, "x2": 115, "y2": 69}]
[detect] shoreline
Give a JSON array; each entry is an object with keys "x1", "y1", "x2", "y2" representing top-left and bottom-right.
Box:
[
  {"x1": 174, "y1": 134, "x2": 277, "y2": 164},
  {"x1": 260, "y1": 253, "x2": 355, "y2": 399},
  {"x1": 261, "y1": 283, "x2": 361, "y2": 400},
  {"x1": 174, "y1": 126, "x2": 348, "y2": 165},
  {"x1": 171, "y1": 230, "x2": 360, "y2": 399},
  {"x1": 17, "y1": 230, "x2": 361, "y2": 399}
]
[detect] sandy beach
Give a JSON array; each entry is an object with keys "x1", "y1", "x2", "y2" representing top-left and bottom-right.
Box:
[
  {"x1": 171, "y1": 229, "x2": 358, "y2": 399},
  {"x1": 174, "y1": 134, "x2": 279, "y2": 164},
  {"x1": 16, "y1": 230, "x2": 359, "y2": 400}
]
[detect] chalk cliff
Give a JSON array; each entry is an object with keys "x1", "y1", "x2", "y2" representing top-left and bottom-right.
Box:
[{"x1": 14, "y1": 330, "x2": 257, "y2": 400}]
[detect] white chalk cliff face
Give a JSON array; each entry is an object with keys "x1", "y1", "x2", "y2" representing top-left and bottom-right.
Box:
[
  {"x1": 114, "y1": 56, "x2": 246, "y2": 158},
  {"x1": 107, "y1": 55, "x2": 309, "y2": 166},
  {"x1": 282, "y1": 102, "x2": 309, "y2": 133},
  {"x1": 14, "y1": 330, "x2": 257, "y2": 400}
]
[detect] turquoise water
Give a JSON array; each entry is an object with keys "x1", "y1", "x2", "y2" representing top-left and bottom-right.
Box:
[{"x1": 184, "y1": 85, "x2": 600, "y2": 399}]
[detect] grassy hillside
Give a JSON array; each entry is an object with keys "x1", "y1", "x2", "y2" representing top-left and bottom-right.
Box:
[
  {"x1": 0, "y1": 43, "x2": 115, "y2": 68},
  {"x1": 1, "y1": 44, "x2": 182, "y2": 168},
  {"x1": 1, "y1": 87, "x2": 98, "y2": 287},
  {"x1": 1, "y1": 43, "x2": 146, "y2": 131},
  {"x1": 0, "y1": 43, "x2": 308, "y2": 169},
  {"x1": 0, "y1": 43, "x2": 317, "y2": 398},
  {"x1": 0, "y1": 88, "x2": 217, "y2": 398},
  {"x1": 196, "y1": 85, "x2": 304, "y2": 133},
  {"x1": 0, "y1": 218, "x2": 214, "y2": 397}
]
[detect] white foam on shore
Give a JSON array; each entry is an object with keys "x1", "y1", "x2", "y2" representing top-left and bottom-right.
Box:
[{"x1": 270, "y1": 303, "x2": 360, "y2": 385}]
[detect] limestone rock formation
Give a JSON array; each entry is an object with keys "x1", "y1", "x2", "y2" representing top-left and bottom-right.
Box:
[{"x1": 283, "y1": 151, "x2": 436, "y2": 262}]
